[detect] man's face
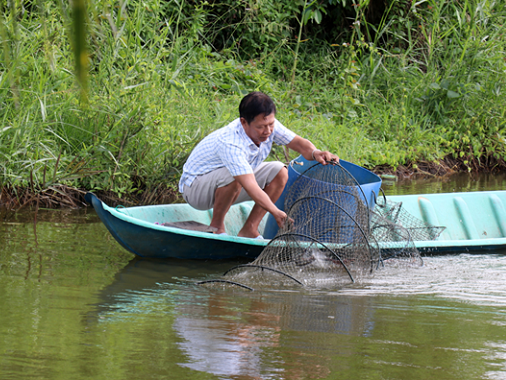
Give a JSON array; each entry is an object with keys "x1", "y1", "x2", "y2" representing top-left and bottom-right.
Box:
[{"x1": 241, "y1": 113, "x2": 275, "y2": 146}]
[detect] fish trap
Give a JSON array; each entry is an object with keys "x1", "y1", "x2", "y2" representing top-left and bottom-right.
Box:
[
  {"x1": 198, "y1": 163, "x2": 442, "y2": 290},
  {"x1": 373, "y1": 197, "x2": 446, "y2": 242}
]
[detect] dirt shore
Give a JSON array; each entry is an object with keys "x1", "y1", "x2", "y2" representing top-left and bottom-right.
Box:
[{"x1": 2, "y1": 156, "x2": 505, "y2": 210}]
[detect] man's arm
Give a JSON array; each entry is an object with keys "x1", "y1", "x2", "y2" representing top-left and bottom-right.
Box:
[
  {"x1": 234, "y1": 173, "x2": 288, "y2": 228},
  {"x1": 286, "y1": 136, "x2": 339, "y2": 165}
]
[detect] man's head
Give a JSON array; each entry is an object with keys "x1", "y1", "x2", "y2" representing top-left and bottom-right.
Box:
[
  {"x1": 239, "y1": 92, "x2": 277, "y2": 146},
  {"x1": 239, "y1": 92, "x2": 276, "y2": 124}
]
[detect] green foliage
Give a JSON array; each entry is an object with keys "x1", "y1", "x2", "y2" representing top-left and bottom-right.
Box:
[
  {"x1": 0, "y1": 0, "x2": 505, "y2": 201},
  {"x1": 204, "y1": 0, "x2": 301, "y2": 55}
]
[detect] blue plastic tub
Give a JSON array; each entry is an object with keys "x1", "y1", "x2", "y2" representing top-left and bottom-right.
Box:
[{"x1": 263, "y1": 156, "x2": 382, "y2": 239}]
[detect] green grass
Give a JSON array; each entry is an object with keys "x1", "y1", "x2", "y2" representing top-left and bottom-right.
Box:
[{"x1": 0, "y1": 0, "x2": 505, "y2": 204}]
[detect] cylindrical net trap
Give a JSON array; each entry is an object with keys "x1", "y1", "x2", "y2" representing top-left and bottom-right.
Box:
[{"x1": 198, "y1": 162, "x2": 438, "y2": 291}]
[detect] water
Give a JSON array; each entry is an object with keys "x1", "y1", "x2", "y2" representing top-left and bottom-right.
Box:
[
  {"x1": 2, "y1": 174, "x2": 506, "y2": 380},
  {"x1": 382, "y1": 171, "x2": 506, "y2": 195}
]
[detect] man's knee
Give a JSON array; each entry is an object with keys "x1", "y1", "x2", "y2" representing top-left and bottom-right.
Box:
[
  {"x1": 276, "y1": 165, "x2": 288, "y2": 185},
  {"x1": 265, "y1": 161, "x2": 288, "y2": 187},
  {"x1": 218, "y1": 180, "x2": 242, "y2": 195}
]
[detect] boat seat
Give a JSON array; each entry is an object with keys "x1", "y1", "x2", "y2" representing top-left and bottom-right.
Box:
[{"x1": 159, "y1": 221, "x2": 217, "y2": 233}]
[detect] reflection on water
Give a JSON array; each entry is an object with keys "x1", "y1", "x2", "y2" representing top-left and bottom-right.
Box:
[
  {"x1": 2, "y1": 174, "x2": 506, "y2": 379},
  {"x1": 342, "y1": 254, "x2": 506, "y2": 308},
  {"x1": 92, "y1": 256, "x2": 506, "y2": 380},
  {"x1": 485, "y1": 341, "x2": 506, "y2": 380},
  {"x1": 383, "y1": 172, "x2": 506, "y2": 195},
  {"x1": 172, "y1": 291, "x2": 376, "y2": 379}
]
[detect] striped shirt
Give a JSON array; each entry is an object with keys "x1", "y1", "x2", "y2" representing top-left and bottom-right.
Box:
[{"x1": 179, "y1": 118, "x2": 296, "y2": 192}]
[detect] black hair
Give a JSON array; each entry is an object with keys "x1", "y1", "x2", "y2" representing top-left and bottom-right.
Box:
[{"x1": 239, "y1": 92, "x2": 276, "y2": 123}]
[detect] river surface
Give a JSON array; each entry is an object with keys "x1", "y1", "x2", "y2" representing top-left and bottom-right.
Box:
[{"x1": 2, "y1": 174, "x2": 506, "y2": 380}]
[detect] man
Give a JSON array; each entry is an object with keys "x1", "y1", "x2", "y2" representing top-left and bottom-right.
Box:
[{"x1": 179, "y1": 92, "x2": 339, "y2": 238}]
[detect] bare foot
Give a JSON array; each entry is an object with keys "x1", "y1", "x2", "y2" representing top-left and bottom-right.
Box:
[
  {"x1": 210, "y1": 224, "x2": 226, "y2": 234},
  {"x1": 237, "y1": 228, "x2": 261, "y2": 239}
]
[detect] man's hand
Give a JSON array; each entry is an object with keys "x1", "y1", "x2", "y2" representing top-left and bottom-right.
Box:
[
  {"x1": 272, "y1": 209, "x2": 293, "y2": 229},
  {"x1": 312, "y1": 149, "x2": 339, "y2": 165},
  {"x1": 286, "y1": 136, "x2": 339, "y2": 165}
]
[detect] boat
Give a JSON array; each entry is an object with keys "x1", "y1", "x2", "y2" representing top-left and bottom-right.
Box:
[
  {"x1": 86, "y1": 157, "x2": 506, "y2": 259},
  {"x1": 85, "y1": 157, "x2": 381, "y2": 260},
  {"x1": 86, "y1": 192, "x2": 269, "y2": 260},
  {"x1": 385, "y1": 190, "x2": 506, "y2": 253}
]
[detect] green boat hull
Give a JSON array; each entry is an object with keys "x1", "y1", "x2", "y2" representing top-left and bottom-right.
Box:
[
  {"x1": 388, "y1": 190, "x2": 506, "y2": 253},
  {"x1": 85, "y1": 192, "x2": 267, "y2": 259},
  {"x1": 87, "y1": 189, "x2": 506, "y2": 259}
]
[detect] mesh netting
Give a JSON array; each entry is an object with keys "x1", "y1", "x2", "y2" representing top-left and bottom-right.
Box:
[
  {"x1": 198, "y1": 162, "x2": 445, "y2": 290},
  {"x1": 373, "y1": 197, "x2": 446, "y2": 242}
]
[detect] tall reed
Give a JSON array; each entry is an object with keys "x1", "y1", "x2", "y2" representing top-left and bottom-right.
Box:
[{"x1": 0, "y1": 0, "x2": 505, "y2": 205}]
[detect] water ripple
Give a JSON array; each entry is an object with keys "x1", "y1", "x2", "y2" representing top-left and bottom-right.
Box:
[{"x1": 342, "y1": 254, "x2": 506, "y2": 308}]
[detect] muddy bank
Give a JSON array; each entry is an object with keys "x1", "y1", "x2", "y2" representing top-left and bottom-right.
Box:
[
  {"x1": 0, "y1": 185, "x2": 180, "y2": 210},
  {"x1": 374, "y1": 156, "x2": 506, "y2": 178},
  {"x1": 2, "y1": 155, "x2": 506, "y2": 210}
]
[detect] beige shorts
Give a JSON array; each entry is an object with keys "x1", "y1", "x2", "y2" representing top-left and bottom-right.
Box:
[{"x1": 182, "y1": 161, "x2": 286, "y2": 210}]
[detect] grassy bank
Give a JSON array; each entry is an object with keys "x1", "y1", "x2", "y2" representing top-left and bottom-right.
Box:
[{"x1": 1, "y1": 0, "x2": 505, "y2": 207}]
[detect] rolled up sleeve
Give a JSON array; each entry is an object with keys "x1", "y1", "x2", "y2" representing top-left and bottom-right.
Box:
[{"x1": 273, "y1": 120, "x2": 297, "y2": 145}]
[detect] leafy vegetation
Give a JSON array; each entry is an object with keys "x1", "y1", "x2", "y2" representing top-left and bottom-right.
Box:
[{"x1": 0, "y1": 0, "x2": 505, "y2": 206}]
